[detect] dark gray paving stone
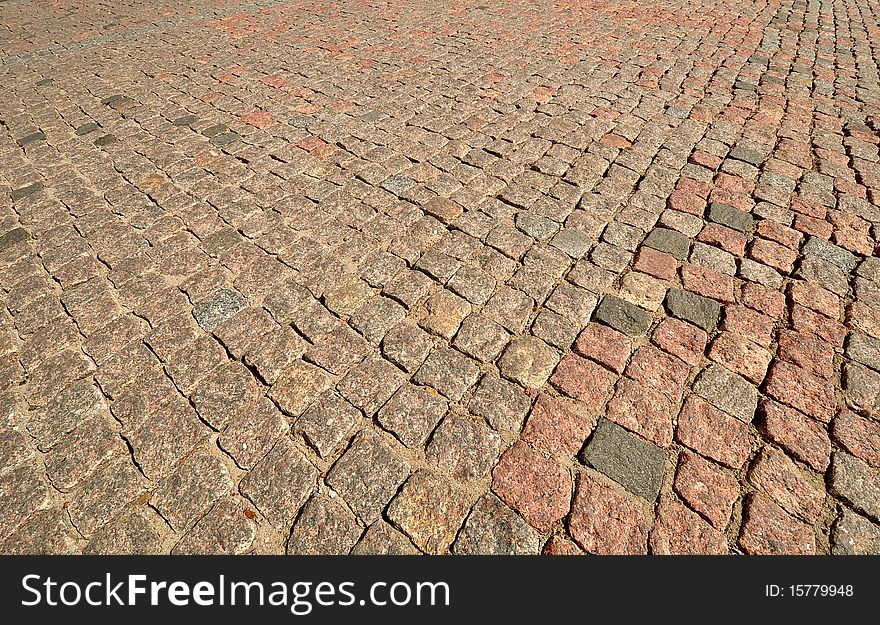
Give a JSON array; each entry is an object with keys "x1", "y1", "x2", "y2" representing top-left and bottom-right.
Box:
[
  {"x1": 643, "y1": 227, "x2": 690, "y2": 260},
  {"x1": 594, "y1": 295, "x2": 653, "y2": 337},
  {"x1": 0, "y1": 227, "x2": 30, "y2": 252},
  {"x1": 665, "y1": 288, "x2": 721, "y2": 332},
  {"x1": 707, "y1": 202, "x2": 754, "y2": 233},
  {"x1": 192, "y1": 289, "x2": 248, "y2": 331},
  {"x1": 581, "y1": 419, "x2": 666, "y2": 501}
]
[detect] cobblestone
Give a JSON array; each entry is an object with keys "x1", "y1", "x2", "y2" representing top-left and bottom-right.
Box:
[{"x1": 2, "y1": 0, "x2": 877, "y2": 555}]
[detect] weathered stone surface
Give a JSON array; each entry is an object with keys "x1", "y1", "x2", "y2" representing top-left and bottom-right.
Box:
[
  {"x1": 453, "y1": 494, "x2": 541, "y2": 555},
  {"x1": 219, "y1": 397, "x2": 289, "y2": 469},
  {"x1": 67, "y1": 460, "x2": 145, "y2": 537},
  {"x1": 674, "y1": 451, "x2": 739, "y2": 530},
  {"x1": 692, "y1": 364, "x2": 757, "y2": 423},
  {"x1": 749, "y1": 446, "x2": 825, "y2": 523},
  {"x1": 0, "y1": 466, "x2": 50, "y2": 541},
  {"x1": 293, "y1": 392, "x2": 359, "y2": 459},
  {"x1": 413, "y1": 347, "x2": 480, "y2": 401},
  {"x1": 468, "y1": 374, "x2": 533, "y2": 432},
  {"x1": 739, "y1": 494, "x2": 816, "y2": 555},
  {"x1": 491, "y1": 441, "x2": 572, "y2": 532},
  {"x1": 351, "y1": 521, "x2": 419, "y2": 555},
  {"x1": 581, "y1": 419, "x2": 666, "y2": 501},
  {"x1": 498, "y1": 336, "x2": 559, "y2": 389},
  {"x1": 426, "y1": 415, "x2": 503, "y2": 481},
  {"x1": 192, "y1": 289, "x2": 248, "y2": 331},
  {"x1": 326, "y1": 430, "x2": 410, "y2": 524},
  {"x1": 239, "y1": 438, "x2": 317, "y2": 529},
  {"x1": 378, "y1": 383, "x2": 447, "y2": 447},
  {"x1": 665, "y1": 288, "x2": 721, "y2": 332},
  {"x1": 594, "y1": 295, "x2": 653, "y2": 337},
  {"x1": 830, "y1": 452, "x2": 880, "y2": 523},
  {"x1": 568, "y1": 476, "x2": 649, "y2": 554},
  {"x1": 650, "y1": 496, "x2": 728, "y2": 554},
  {"x1": 172, "y1": 498, "x2": 256, "y2": 555},
  {"x1": 152, "y1": 454, "x2": 233, "y2": 530},
  {"x1": 287, "y1": 494, "x2": 362, "y2": 555},
  {"x1": 831, "y1": 508, "x2": 880, "y2": 555},
  {"x1": 387, "y1": 470, "x2": 472, "y2": 554}
]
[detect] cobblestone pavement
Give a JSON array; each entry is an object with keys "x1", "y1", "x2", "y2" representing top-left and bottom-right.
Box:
[{"x1": 1, "y1": 0, "x2": 879, "y2": 555}]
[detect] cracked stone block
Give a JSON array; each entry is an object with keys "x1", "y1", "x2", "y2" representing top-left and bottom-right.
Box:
[
  {"x1": 172, "y1": 498, "x2": 256, "y2": 555},
  {"x1": 378, "y1": 384, "x2": 447, "y2": 448},
  {"x1": 707, "y1": 202, "x2": 753, "y2": 233},
  {"x1": 739, "y1": 494, "x2": 816, "y2": 554},
  {"x1": 643, "y1": 227, "x2": 690, "y2": 260},
  {"x1": 192, "y1": 288, "x2": 248, "y2": 332},
  {"x1": 152, "y1": 454, "x2": 233, "y2": 531},
  {"x1": 83, "y1": 508, "x2": 162, "y2": 555},
  {"x1": 674, "y1": 450, "x2": 739, "y2": 530},
  {"x1": 693, "y1": 364, "x2": 758, "y2": 422},
  {"x1": 191, "y1": 361, "x2": 261, "y2": 429},
  {"x1": 426, "y1": 414, "x2": 503, "y2": 481},
  {"x1": 468, "y1": 374, "x2": 533, "y2": 432},
  {"x1": 498, "y1": 336, "x2": 559, "y2": 389},
  {"x1": 531, "y1": 309, "x2": 579, "y2": 349},
  {"x1": 387, "y1": 470, "x2": 473, "y2": 554},
  {"x1": 349, "y1": 297, "x2": 406, "y2": 344},
  {"x1": 453, "y1": 493, "x2": 541, "y2": 555},
  {"x1": 830, "y1": 452, "x2": 880, "y2": 523},
  {"x1": 665, "y1": 288, "x2": 721, "y2": 332},
  {"x1": 326, "y1": 430, "x2": 410, "y2": 524},
  {"x1": 67, "y1": 459, "x2": 145, "y2": 537},
  {"x1": 351, "y1": 521, "x2": 419, "y2": 555},
  {"x1": 413, "y1": 347, "x2": 481, "y2": 401},
  {"x1": 125, "y1": 399, "x2": 206, "y2": 480},
  {"x1": 650, "y1": 496, "x2": 727, "y2": 554},
  {"x1": 749, "y1": 445, "x2": 825, "y2": 523},
  {"x1": 483, "y1": 287, "x2": 535, "y2": 334},
  {"x1": 383, "y1": 269, "x2": 434, "y2": 308},
  {"x1": 581, "y1": 419, "x2": 666, "y2": 501},
  {"x1": 219, "y1": 397, "x2": 288, "y2": 469},
  {"x1": 594, "y1": 294, "x2": 653, "y2": 337},
  {"x1": 287, "y1": 494, "x2": 362, "y2": 555}
]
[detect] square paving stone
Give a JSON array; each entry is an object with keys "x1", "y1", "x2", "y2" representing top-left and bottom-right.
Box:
[
  {"x1": 287, "y1": 494, "x2": 362, "y2": 555},
  {"x1": 9, "y1": 183, "x2": 43, "y2": 201},
  {"x1": 643, "y1": 227, "x2": 690, "y2": 261},
  {"x1": 378, "y1": 384, "x2": 447, "y2": 448},
  {"x1": 326, "y1": 430, "x2": 410, "y2": 524},
  {"x1": 337, "y1": 356, "x2": 405, "y2": 415},
  {"x1": 693, "y1": 364, "x2": 758, "y2": 422},
  {"x1": 594, "y1": 294, "x2": 653, "y2": 337},
  {"x1": 665, "y1": 288, "x2": 721, "y2": 332},
  {"x1": 453, "y1": 493, "x2": 541, "y2": 555},
  {"x1": 468, "y1": 373, "x2": 533, "y2": 432},
  {"x1": 707, "y1": 202, "x2": 754, "y2": 233},
  {"x1": 0, "y1": 228, "x2": 30, "y2": 252},
  {"x1": 550, "y1": 229, "x2": 592, "y2": 259},
  {"x1": 453, "y1": 314, "x2": 511, "y2": 362},
  {"x1": 447, "y1": 265, "x2": 496, "y2": 305},
  {"x1": 413, "y1": 347, "x2": 481, "y2": 401},
  {"x1": 293, "y1": 391, "x2": 360, "y2": 459},
  {"x1": 581, "y1": 418, "x2": 666, "y2": 502},
  {"x1": 239, "y1": 437, "x2": 317, "y2": 530},
  {"x1": 387, "y1": 470, "x2": 473, "y2": 554}
]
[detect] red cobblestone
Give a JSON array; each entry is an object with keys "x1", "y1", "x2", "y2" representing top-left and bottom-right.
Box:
[
  {"x1": 568, "y1": 476, "x2": 649, "y2": 555},
  {"x1": 674, "y1": 451, "x2": 740, "y2": 530},
  {"x1": 651, "y1": 317, "x2": 708, "y2": 366},
  {"x1": 764, "y1": 361, "x2": 837, "y2": 423},
  {"x1": 676, "y1": 395, "x2": 751, "y2": 469},
  {"x1": 549, "y1": 354, "x2": 616, "y2": 410},
  {"x1": 522, "y1": 394, "x2": 594, "y2": 457},
  {"x1": 739, "y1": 495, "x2": 817, "y2": 555},
  {"x1": 759, "y1": 400, "x2": 832, "y2": 472},
  {"x1": 572, "y1": 323, "x2": 631, "y2": 374},
  {"x1": 681, "y1": 264, "x2": 735, "y2": 303}
]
